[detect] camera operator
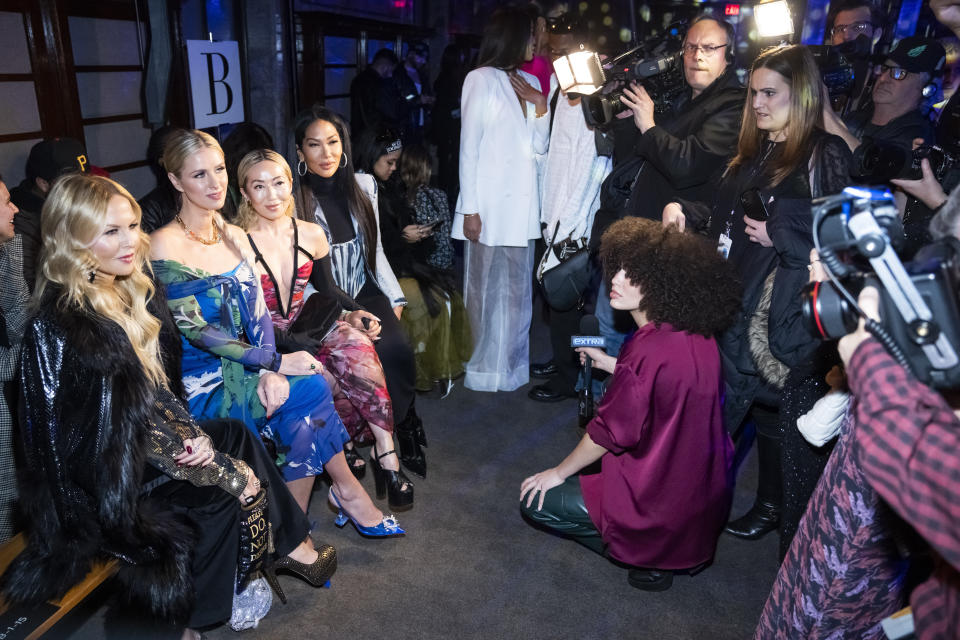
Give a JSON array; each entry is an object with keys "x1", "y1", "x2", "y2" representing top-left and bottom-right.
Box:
[
  {"x1": 893, "y1": 0, "x2": 960, "y2": 256},
  {"x1": 841, "y1": 283, "x2": 960, "y2": 639},
  {"x1": 823, "y1": 37, "x2": 944, "y2": 154},
  {"x1": 612, "y1": 15, "x2": 744, "y2": 233},
  {"x1": 824, "y1": 1, "x2": 886, "y2": 113},
  {"x1": 590, "y1": 14, "x2": 744, "y2": 356}
]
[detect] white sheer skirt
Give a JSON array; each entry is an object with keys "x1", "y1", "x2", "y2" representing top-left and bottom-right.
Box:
[{"x1": 462, "y1": 241, "x2": 534, "y2": 392}]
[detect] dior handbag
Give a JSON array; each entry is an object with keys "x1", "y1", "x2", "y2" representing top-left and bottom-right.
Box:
[
  {"x1": 537, "y1": 223, "x2": 591, "y2": 312},
  {"x1": 236, "y1": 487, "x2": 270, "y2": 592}
]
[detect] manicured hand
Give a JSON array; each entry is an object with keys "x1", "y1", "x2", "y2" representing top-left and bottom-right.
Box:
[
  {"x1": 239, "y1": 469, "x2": 261, "y2": 504},
  {"x1": 175, "y1": 435, "x2": 215, "y2": 467},
  {"x1": 257, "y1": 371, "x2": 291, "y2": 418},
  {"x1": 509, "y1": 72, "x2": 547, "y2": 114},
  {"x1": 346, "y1": 310, "x2": 382, "y2": 340},
  {"x1": 279, "y1": 351, "x2": 323, "y2": 376}
]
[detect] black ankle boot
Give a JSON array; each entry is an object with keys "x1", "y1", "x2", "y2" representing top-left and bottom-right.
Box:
[
  {"x1": 725, "y1": 428, "x2": 782, "y2": 540},
  {"x1": 396, "y1": 407, "x2": 426, "y2": 478},
  {"x1": 724, "y1": 500, "x2": 780, "y2": 539}
]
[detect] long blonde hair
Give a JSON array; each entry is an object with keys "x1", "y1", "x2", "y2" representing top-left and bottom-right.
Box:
[
  {"x1": 235, "y1": 149, "x2": 295, "y2": 230},
  {"x1": 728, "y1": 45, "x2": 824, "y2": 188},
  {"x1": 36, "y1": 173, "x2": 166, "y2": 387}
]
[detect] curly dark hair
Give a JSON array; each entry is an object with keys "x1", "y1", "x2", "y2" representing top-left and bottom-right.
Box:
[{"x1": 600, "y1": 218, "x2": 742, "y2": 337}]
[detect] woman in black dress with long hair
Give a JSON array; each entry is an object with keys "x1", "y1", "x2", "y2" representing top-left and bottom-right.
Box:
[{"x1": 293, "y1": 105, "x2": 426, "y2": 478}]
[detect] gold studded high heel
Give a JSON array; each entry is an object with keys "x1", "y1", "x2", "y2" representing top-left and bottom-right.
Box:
[{"x1": 263, "y1": 544, "x2": 337, "y2": 604}]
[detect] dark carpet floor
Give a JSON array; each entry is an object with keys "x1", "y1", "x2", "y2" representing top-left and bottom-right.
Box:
[{"x1": 68, "y1": 320, "x2": 781, "y2": 640}]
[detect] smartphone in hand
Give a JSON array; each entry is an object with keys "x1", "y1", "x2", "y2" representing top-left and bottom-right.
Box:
[{"x1": 740, "y1": 188, "x2": 769, "y2": 222}]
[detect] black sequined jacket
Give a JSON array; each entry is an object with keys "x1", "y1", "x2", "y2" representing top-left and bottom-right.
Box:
[{"x1": 1, "y1": 289, "x2": 197, "y2": 624}]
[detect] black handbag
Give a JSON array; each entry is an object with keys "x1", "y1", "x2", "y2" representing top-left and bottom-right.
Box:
[
  {"x1": 236, "y1": 487, "x2": 270, "y2": 593},
  {"x1": 537, "y1": 224, "x2": 591, "y2": 312}
]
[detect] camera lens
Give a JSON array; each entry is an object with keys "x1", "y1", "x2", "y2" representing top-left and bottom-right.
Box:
[{"x1": 801, "y1": 280, "x2": 860, "y2": 340}]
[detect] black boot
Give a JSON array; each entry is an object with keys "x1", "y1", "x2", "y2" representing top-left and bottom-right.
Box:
[
  {"x1": 396, "y1": 405, "x2": 426, "y2": 478},
  {"x1": 725, "y1": 430, "x2": 782, "y2": 540}
]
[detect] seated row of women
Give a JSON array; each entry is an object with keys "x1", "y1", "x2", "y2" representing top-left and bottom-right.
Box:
[{"x1": 0, "y1": 111, "x2": 458, "y2": 635}]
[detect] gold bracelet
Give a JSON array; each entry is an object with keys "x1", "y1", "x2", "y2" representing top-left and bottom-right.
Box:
[{"x1": 534, "y1": 110, "x2": 547, "y2": 118}]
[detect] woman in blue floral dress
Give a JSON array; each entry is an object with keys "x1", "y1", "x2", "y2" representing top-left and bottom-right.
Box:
[{"x1": 150, "y1": 129, "x2": 403, "y2": 536}]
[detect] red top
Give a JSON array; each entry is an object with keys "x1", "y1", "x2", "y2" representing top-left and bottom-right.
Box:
[
  {"x1": 849, "y1": 338, "x2": 960, "y2": 639},
  {"x1": 520, "y1": 55, "x2": 553, "y2": 97},
  {"x1": 581, "y1": 322, "x2": 734, "y2": 569}
]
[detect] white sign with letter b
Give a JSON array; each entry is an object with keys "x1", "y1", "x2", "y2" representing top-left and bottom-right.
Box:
[{"x1": 186, "y1": 40, "x2": 244, "y2": 128}]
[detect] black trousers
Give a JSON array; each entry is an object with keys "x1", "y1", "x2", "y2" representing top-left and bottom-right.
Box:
[
  {"x1": 520, "y1": 475, "x2": 606, "y2": 555},
  {"x1": 532, "y1": 239, "x2": 585, "y2": 395},
  {"x1": 142, "y1": 419, "x2": 310, "y2": 628},
  {"x1": 357, "y1": 281, "x2": 417, "y2": 422}
]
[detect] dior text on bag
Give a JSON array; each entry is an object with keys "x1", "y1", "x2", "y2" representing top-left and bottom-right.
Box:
[{"x1": 237, "y1": 487, "x2": 270, "y2": 592}]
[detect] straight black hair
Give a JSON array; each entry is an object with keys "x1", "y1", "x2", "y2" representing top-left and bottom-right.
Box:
[
  {"x1": 293, "y1": 105, "x2": 378, "y2": 272},
  {"x1": 475, "y1": 7, "x2": 532, "y2": 71}
]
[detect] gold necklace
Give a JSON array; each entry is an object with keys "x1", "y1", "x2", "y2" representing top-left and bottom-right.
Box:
[{"x1": 175, "y1": 214, "x2": 221, "y2": 246}]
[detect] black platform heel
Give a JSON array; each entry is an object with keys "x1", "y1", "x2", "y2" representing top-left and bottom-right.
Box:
[
  {"x1": 263, "y1": 543, "x2": 338, "y2": 604},
  {"x1": 370, "y1": 444, "x2": 415, "y2": 511},
  {"x1": 343, "y1": 442, "x2": 366, "y2": 480}
]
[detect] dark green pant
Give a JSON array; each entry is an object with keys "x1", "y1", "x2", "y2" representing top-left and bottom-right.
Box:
[{"x1": 520, "y1": 475, "x2": 606, "y2": 555}]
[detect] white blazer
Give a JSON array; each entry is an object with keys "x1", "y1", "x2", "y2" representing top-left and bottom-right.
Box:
[{"x1": 452, "y1": 66, "x2": 550, "y2": 247}]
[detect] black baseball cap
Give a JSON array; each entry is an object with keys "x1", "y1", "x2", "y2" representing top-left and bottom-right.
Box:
[
  {"x1": 886, "y1": 37, "x2": 946, "y2": 75},
  {"x1": 26, "y1": 138, "x2": 89, "y2": 182}
]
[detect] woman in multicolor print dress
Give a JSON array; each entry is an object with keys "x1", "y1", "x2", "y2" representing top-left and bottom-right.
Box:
[
  {"x1": 236, "y1": 148, "x2": 413, "y2": 511},
  {"x1": 149, "y1": 129, "x2": 403, "y2": 536}
]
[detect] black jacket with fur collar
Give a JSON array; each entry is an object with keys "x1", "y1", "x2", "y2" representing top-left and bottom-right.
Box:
[{"x1": 1, "y1": 289, "x2": 195, "y2": 625}]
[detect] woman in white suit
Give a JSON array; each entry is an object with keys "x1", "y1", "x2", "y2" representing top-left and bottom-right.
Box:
[{"x1": 452, "y1": 7, "x2": 550, "y2": 392}]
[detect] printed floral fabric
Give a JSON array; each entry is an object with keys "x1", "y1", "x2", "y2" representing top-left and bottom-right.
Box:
[
  {"x1": 153, "y1": 258, "x2": 349, "y2": 481},
  {"x1": 754, "y1": 408, "x2": 908, "y2": 639},
  {"x1": 259, "y1": 261, "x2": 393, "y2": 443}
]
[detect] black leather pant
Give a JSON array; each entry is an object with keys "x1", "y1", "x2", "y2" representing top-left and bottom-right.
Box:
[{"x1": 520, "y1": 475, "x2": 606, "y2": 555}]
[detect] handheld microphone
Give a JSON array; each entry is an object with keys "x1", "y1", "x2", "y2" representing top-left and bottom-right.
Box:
[{"x1": 571, "y1": 315, "x2": 605, "y2": 428}]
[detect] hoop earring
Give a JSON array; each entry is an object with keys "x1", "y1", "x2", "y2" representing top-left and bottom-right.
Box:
[
  {"x1": 339, "y1": 152, "x2": 348, "y2": 169},
  {"x1": 297, "y1": 160, "x2": 307, "y2": 177}
]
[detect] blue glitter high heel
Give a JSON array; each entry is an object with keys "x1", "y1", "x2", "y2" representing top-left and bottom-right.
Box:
[{"x1": 329, "y1": 487, "x2": 405, "y2": 538}]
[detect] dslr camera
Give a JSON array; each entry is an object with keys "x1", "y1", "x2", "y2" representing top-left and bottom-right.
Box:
[
  {"x1": 801, "y1": 186, "x2": 960, "y2": 389},
  {"x1": 580, "y1": 29, "x2": 687, "y2": 129},
  {"x1": 853, "y1": 138, "x2": 960, "y2": 183}
]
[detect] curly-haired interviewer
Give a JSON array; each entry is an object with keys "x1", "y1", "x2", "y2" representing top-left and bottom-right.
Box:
[{"x1": 520, "y1": 218, "x2": 742, "y2": 591}]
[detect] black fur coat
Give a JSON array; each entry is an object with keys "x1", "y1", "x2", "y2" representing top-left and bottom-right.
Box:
[{"x1": 2, "y1": 290, "x2": 196, "y2": 625}]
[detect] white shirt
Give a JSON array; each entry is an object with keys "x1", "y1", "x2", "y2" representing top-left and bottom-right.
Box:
[
  {"x1": 540, "y1": 79, "x2": 611, "y2": 244},
  {"x1": 452, "y1": 66, "x2": 549, "y2": 247}
]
